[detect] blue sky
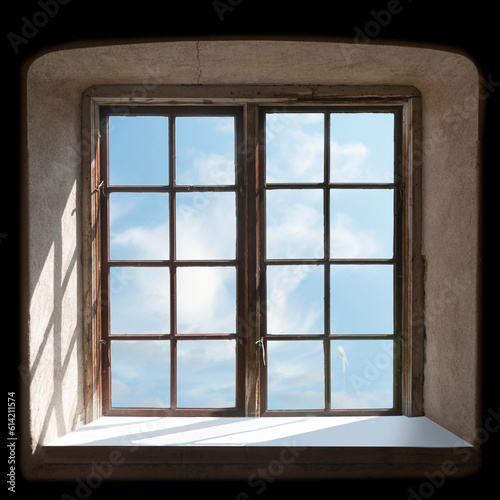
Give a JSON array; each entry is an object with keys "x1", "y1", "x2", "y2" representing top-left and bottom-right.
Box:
[{"x1": 108, "y1": 112, "x2": 395, "y2": 410}]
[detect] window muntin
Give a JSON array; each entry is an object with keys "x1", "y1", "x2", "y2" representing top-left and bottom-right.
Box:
[{"x1": 99, "y1": 103, "x2": 403, "y2": 417}]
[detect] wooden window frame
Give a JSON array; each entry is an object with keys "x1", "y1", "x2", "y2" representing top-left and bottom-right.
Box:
[
  {"x1": 257, "y1": 105, "x2": 403, "y2": 417},
  {"x1": 82, "y1": 85, "x2": 423, "y2": 420},
  {"x1": 98, "y1": 106, "x2": 246, "y2": 417}
]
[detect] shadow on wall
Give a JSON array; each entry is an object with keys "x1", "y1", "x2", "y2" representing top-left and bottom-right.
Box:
[{"x1": 21, "y1": 167, "x2": 84, "y2": 464}]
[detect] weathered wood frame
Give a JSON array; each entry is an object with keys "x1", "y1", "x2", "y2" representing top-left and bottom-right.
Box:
[
  {"x1": 257, "y1": 104, "x2": 404, "y2": 417},
  {"x1": 82, "y1": 85, "x2": 423, "y2": 420}
]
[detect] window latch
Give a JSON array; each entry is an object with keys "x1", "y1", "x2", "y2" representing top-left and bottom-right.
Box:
[
  {"x1": 92, "y1": 180, "x2": 107, "y2": 197},
  {"x1": 395, "y1": 182, "x2": 405, "y2": 216},
  {"x1": 255, "y1": 338, "x2": 266, "y2": 365}
]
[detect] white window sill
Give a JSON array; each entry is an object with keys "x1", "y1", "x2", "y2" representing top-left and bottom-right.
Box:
[{"x1": 45, "y1": 415, "x2": 472, "y2": 448}]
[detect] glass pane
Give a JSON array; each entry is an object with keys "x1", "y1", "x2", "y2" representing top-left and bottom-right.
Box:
[
  {"x1": 109, "y1": 192, "x2": 169, "y2": 260},
  {"x1": 176, "y1": 116, "x2": 235, "y2": 186},
  {"x1": 330, "y1": 189, "x2": 393, "y2": 258},
  {"x1": 267, "y1": 265, "x2": 324, "y2": 334},
  {"x1": 177, "y1": 267, "x2": 236, "y2": 334},
  {"x1": 110, "y1": 267, "x2": 170, "y2": 335},
  {"x1": 111, "y1": 340, "x2": 170, "y2": 408},
  {"x1": 109, "y1": 116, "x2": 168, "y2": 185},
  {"x1": 266, "y1": 113, "x2": 324, "y2": 183},
  {"x1": 177, "y1": 340, "x2": 236, "y2": 407},
  {"x1": 330, "y1": 113, "x2": 394, "y2": 183},
  {"x1": 176, "y1": 192, "x2": 236, "y2": 260},
  {"x1": 331, "y1": 265, "x2": 393, "y2": 334},
  {"x1": 331, "y1": 340, "x2": 393, "y2": 409},
  {"x1": 266, "y1": 189, "x2": 324, "y2": 259},
  {"x1": 267, "y1": 341, "x2": 324, "y2": 410}
]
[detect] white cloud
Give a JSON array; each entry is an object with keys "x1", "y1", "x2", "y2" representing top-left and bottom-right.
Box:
[
  {"x1": 267, "y1": 300, "x2": 321, "y2": 334},
  {"x1": 266, "y1": 191, "x2": 324, "y2": 259},
  {"x1": 176, "y1": 340, "x2": 236, "y2": 407},
  {"x1": 192, "y1": 152, "x2": 234, "y2": 185},
  {"x1": 330, "y1": 212, "x2": 379, "y2": 258},
  {"x1": 268, "y1": 389, "x2": 324, "y2": 409},
  {"x1": 266, "y1": 114, "x2": 324, "y2": 183},
  {"x1": 178, "y1": 151, "x2": 234, "y2": 186},
  {"x1": 176, "y1": 339, "x2": 235, "y2": 363},
  {"x1": 110, "y1": 223, "x2": 169, "y2": 260},
  {"x1": 109, "y1": 194, "x2": 236, "y2": 336},
  {"x1": 177, "y1": 267, "x2": 235, "y2": 334},
  {"x1": 331, "y1": 390, "x2": 393, "y2": 409},
  {"x1": 111, "y1": 341, "x2": 170, "y2": 407},
  {"x1": 109, "y1": 196, "x2": 138, "y2": 225},
  {"x1": 108, "y1": 114, "x2": 396, "y2": 410},
  {"x1": 176, "y1": 191, "x2": 236, "y2": 260},
  {"x1": 267, "y1": 342, "x2": 324, "y2": 409},
  {"x1": 214, "y1": 117, "x2": 236, "y2": 134},
  {"x1": 330, "y1": 141, "x2": 370, "y2": 182},
  {"x1": 266, "y1": 265, "x2": 323, "y2": 334},
  {"x1": 109, "y1": 267, "x2": 170, "y2": 335}
]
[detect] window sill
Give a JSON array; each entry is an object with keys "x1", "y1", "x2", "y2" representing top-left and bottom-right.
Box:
[
  {"x1": 46, "y1": 415, "x2": 471, "y2": 448},
  {"x1": 39, "y1": 416, "x2": 480, "y2": 481}
]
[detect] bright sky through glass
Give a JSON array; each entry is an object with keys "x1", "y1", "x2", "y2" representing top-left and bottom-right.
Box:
[
  {"x1": 266, "y1": 113, "x2": 324, "y2": 183},
  {"x1": 176, "y1": 116, "x2": 235, "y2": 185},
  {"x1": 267, "y1": 340, "x2": 324, "y2": 409},
  {"x1": 267, "y1": 189, "x2": 324, "y2": 259},
  {"x1": 330, "y1": 113, "x2": 394, "y2": 183},
  {"x1": 177, "y1": 340, "x2": 236, "y2": 407},
  {"x1": 109, "y1": 111, "x2": 395, "y2": 410},
  {"x1": 109, "y1": 116, "x2": 169, "y2": 185},
  {"x1": 110, "y1": 267, "x2": 170, "y2": 335},
  {"x1": 109, "y1": 192, "x2": 169, "y2": 260},
  {"x1": 265, "y1": 111, "x2": 394, "y2": 410},
  {"x1": 176, "y1": 192, "x2": 236, "y2": 260},
  {"x1": 267, "y1": 265, "x2": 324, "y2": 334},
  {"x1": 111, "y1": 340, "x2": 170, "y2": 408},
  {"x1": 330, "y1": 189, "x2": 393, "y2": 258}
]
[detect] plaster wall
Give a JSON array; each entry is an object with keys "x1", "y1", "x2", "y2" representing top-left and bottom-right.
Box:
[{"x1": 22, "y1": 39, "x2": 481, "y2": 469}]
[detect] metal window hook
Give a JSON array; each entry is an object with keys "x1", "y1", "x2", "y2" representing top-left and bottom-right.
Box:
[
  {"x1": 92, "y1": 180, "x2": 107, "y2": 197},
  {"x1": 255, "y1": 338, "x2": 266, "y2": 365}
]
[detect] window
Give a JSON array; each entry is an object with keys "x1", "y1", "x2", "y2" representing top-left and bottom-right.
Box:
[
  {"x1": 260, "y1": 107, "x2": 402, "y2": 415},
  {"x1": 23, "y1": 40, "x2": 481, "y2": 480},
  {"x1": 96, "y1": 97, "x2": 410, "y2": 417},
  {"x1": 100, "y1": 107, "x2": 245, "y2": 416}
]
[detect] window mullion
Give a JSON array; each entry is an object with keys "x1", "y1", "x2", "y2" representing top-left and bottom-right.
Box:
[
  {"x1": 99, "y1": 109, "x2": 111, "y2": 415},
  {"x1": 169, "y1": 113, "x2": 177, "y2": 411},
  {"x1": 243, "y1": 103, "x2": 262, "y2": 417},
  {"x1": 324, "y1": 112, "x2": 331, "y2": 412}
]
